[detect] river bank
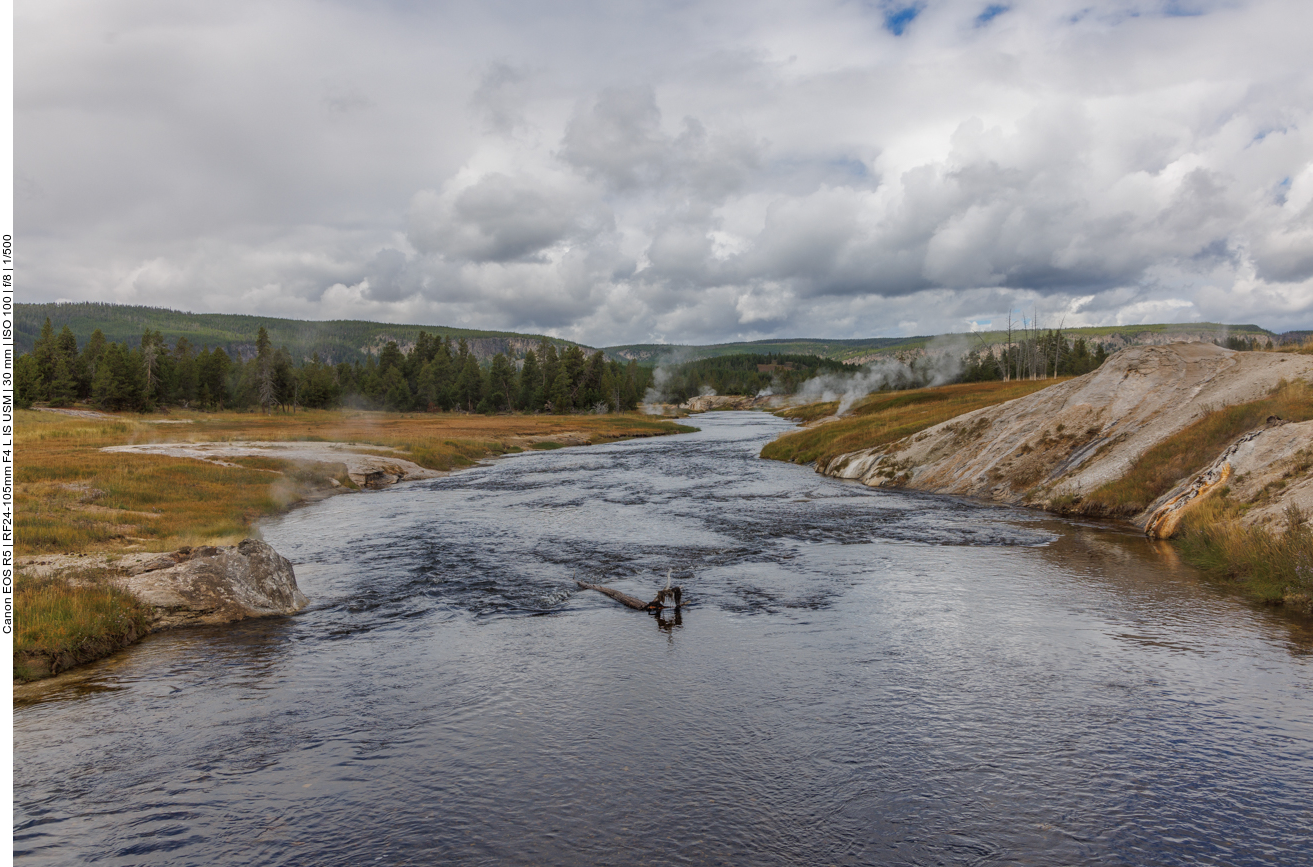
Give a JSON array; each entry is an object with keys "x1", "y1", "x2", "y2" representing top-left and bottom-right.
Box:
[
  {"x1": 14, "y1": 407, "x2": 695, "y2": 682},
  {"x1": 764, "y1": 344, "x2": 1313, "y2": 612}
]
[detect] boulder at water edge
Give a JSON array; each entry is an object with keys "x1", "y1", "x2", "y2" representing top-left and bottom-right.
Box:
[{"x1": 118, "y1": 539, "x2": 309, "y2": 628}]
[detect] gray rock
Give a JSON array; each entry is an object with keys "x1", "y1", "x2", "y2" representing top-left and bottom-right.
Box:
[{"x1": 116, "y1": 539, "x2": 308, "y2": 628}]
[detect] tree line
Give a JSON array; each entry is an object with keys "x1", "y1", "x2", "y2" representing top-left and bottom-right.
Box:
[
  {"x1": 15, "y1": 317, "x2": 654, "y2": 414},
  {"x1": 655, "y1": 353, "x2": 855, "y2": 402},
  {"x1": 960, "y1": 331, "x2": 1110, "y2": 382}
]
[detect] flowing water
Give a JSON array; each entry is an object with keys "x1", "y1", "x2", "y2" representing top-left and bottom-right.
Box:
[{"x1": 14, "y1": 412, "x2": 1313, "y2": 866}]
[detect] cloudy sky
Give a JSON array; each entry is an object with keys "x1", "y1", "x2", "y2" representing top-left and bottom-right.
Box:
[{"x1": 16, "y1": 0, "x2": 1313, "y2": 345}]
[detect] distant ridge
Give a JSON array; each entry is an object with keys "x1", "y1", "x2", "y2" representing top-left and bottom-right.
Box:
[
  {"x1": 15, "y1": 302, "x2": 590, "y2": 364},
  {"x1": 605, "y1": 322, "x2": 1280, "y2": 364}
]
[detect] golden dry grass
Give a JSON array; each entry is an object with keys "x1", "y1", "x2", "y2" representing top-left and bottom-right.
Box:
[
  {"x1": 17, "y1": 408, "x2": 693, "y2": 554},
  {"x1": 761, "y1": 379, "x2": 1069, "y2": 467},
  {"x1": 775, "y1": 401, "x2": 841, "y2": 423},
  {"x1": 1078, "y1": 379, "x2": 1313, "y2": 517},
  {"x1": 1285, "y1": 337, "x2": 1313, "y2": 355}
]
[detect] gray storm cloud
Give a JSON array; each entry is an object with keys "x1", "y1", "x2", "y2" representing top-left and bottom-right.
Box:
[
  {"x1": 15, "y1": 0, "x2": 1313, "y2": 342},
  {"x1": 409, "y1": 173, "x2": 612, "y2": 264}
]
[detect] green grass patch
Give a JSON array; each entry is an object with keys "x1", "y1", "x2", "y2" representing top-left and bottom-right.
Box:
[
  {"x1": 1176, "y1": 501, "x2": 1313, "y2": 608},
  {"x1": 14, "y1": 567, "x2": 154, "y2": 681}
]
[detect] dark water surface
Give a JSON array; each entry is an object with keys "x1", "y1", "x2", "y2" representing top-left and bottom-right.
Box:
[{"x1": 14, "y1": 413, "x2": 1313, "y2": 866}]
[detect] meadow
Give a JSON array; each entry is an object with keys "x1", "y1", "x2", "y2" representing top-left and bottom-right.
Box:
[{"x1": 17, "y1": 407, "x2": 693, "y2": 555}]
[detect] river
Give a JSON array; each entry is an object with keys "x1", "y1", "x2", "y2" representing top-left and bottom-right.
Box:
[{"x1": 14, "y1": 412, "x2": 1313, "y2": 866}]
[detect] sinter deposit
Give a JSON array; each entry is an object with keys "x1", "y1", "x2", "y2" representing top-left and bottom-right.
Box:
[
  {"x1": 819, "y1": 343, "x2": 1313, "y2": 534},
  {"x1": 103, "y1": 440, "x2": 446, "y2": 488}
]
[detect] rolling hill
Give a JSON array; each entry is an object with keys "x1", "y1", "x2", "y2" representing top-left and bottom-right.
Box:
[{"x1": 16, "y1": 302, "x2": 590, "y2": 364}]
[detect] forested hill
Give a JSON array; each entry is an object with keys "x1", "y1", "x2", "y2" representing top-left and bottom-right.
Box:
[{"x1": 15, "y1": 302, "x2": 587, "y2": 364}]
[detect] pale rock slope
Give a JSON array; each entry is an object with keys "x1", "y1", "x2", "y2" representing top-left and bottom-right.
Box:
[{"x1": 820, "y1": 344, "x2": 1313, "y2": 530}]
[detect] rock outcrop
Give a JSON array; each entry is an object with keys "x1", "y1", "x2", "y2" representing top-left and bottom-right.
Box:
[
  {"x1": 819, "y1": 344, "x2": 1313, "y2": 530},
  {"x1": 115, "y1": 539, "x2": 308, "y2": 628},
  {"x1": 15, "y1": 539, "x2": 309, "y2": 682}
]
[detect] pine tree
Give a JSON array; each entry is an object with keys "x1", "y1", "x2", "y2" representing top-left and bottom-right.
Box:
[
  {"x1": 599, "y1": 364, "x2": 617, "y2": 412},
  {"x1": 80, "y1": 329, "x2": 108, "y2": 399},
  {"x1": 173, "y1": 337, "x2": 199, "y2": 406},
  {"x1": 518, "y1": 350, "x2": 541, "y2": 411},
  {"x1": 562, "y1": 345, "x2": 586, "y2": 404},
  {"x1": 272, "y1": 348, "x2": 297, "y2": 411},
  {"x1": 539, "y1": 342, "x2": 560, "y2": 408},
  {"x1": 32, "y1": 317, "x2": 56, "y2": 394},
  {"x1": 14, "y1": 354, "x2": 43, "y2": 407},
  {"x1": 47, "y1": 355, "x2": 78, "y2": 407},
  {"x1": 487, "y1": 353, "x2": 516, "y2": 412},
  {"x1": 549, "y1": 366, "x2": 572, "y2": 413},
  {"x1": 431, "y1": 339, "x2": 455, "y2": 409},
  {"x1": 382, "y1": 366, "x2": 413, "y2": 411},
  {"x1": 455, "y1": 354, "x2": 483, "y2": 411},
  {"x1": 580, "y1": 351, "x2": 606, "y2": 409},
  {"x1": 55, "y1": 325, "x2": 78, "y2": 365},
  {"x1": 199, "y1": 347, "x2": 232, "y2": 409},
  {"x1": 256, "y1": 327, "x2": 275, "y2": 412},
  {"x1": 93, "y1": 343, "x2": 146, "y2": 411},
  {"x1": 140, "y1": 330, "x2": 166, "y2": 408},
  {"x1": 378, "y1": 340, "x2": 404, "y2": 373}
]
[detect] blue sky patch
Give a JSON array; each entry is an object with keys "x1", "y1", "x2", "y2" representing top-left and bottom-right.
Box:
[
  {"x1": 975, "y1": 4, "x2": 1010, "y2": 27},
  {"x1": 1162, "y1": 1, "x2": 1207, "y2": 17},
  {"x1": 884, "y1": 4, "x2": 922, "y2": 35}
]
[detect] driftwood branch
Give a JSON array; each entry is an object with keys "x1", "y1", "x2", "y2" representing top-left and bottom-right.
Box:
[{"x1": 576, "y1": 581, "x2": 682, "y2": 611}]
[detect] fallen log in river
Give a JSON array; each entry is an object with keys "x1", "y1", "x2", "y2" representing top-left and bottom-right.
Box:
[{"x1": 576, "y1": 580, "x2": 681, "y2": 611}]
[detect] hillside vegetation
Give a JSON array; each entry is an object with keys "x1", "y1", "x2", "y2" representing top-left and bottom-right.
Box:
[
  {"x1": 17, "y1": 317, "x2": 653, "y2": 414},
  {"x1": 653, "y1": 353, "x2": 855, "y2": 402},
  {"x1": 1077, "y1": 378, "x2": 1313, "y2": 518},
  {"x1": 16, "y1": 302, "x2": 586, "y2": 364},
  {"x1": 762, "y1": 379, "x2": 1067, "y2": 466}
]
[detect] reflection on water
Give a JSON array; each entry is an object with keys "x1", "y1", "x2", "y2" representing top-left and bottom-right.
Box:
[{"x1": 14, "y1": 412, "x2": 1313, "y2": 866}]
